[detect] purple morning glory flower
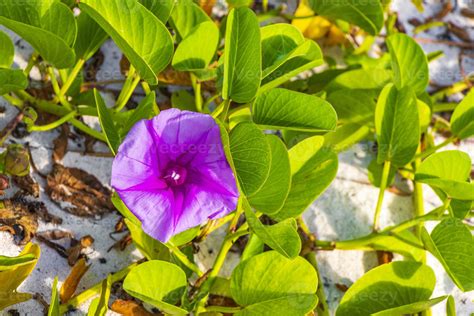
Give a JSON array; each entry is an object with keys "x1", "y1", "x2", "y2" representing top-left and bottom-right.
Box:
[{"x1": 111, "y1": 109, "x2": 239, "y2": 242}]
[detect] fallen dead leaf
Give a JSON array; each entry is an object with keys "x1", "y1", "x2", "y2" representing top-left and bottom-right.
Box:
[
  {"x1": 46, "y1": 164, "x2": 114, "y2": 217},
  {"x1": 0, "y1": 198, "x2": 38, "y2": 244},
  {"x1": 60, "y1": 258, "x2": 90, "y2": 303},
  {"x1": 53, "y1": 124, "x2": 69, "y2": 162},
  {"x1": 67, "y1": 235, "x2": 94, "y2": 266},
  {"x1": 111, "y1": 299, "x2": 156, "y2": 316},
  {"x1": 12, "y1": 175, "x2": 40, "y2": 198},
  {"x1": 377, "y1": 250, "x2": 394, "y2": 265}
]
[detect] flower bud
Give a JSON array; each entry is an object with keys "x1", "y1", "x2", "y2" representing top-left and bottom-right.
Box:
[{"x1": 4, "y1": 144, "x2": 30, "y2": 177}]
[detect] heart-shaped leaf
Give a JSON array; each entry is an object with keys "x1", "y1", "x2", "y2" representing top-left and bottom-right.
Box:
[
  {"x1": 222, "y1": 7, "x2": 261, "y2": 103},
  {"x1": 337, "y1": 261, "x2": 436, "y2": 315},
  {"x1": 74, "y1": 12, "x2": 108, "y2": 61},
  {"x1": 243, "y1": 198, "x2": 301, "y2": 258},
  {"x1": 0, "y1": 69, "x2": 28, "y2": 95},
  {"x1": 252, "y1": 88, "x2": 337, "y2": 132},
  {"x1": 0, "y1": 1, "x2": 76, "y2": 68},
  {"x1": 172, "y1": 21, "x2": 219, "y2": 71},
  {"x1": 170, "y1": 0, "x2": 211, "y2": 40},
  {"x1": 387, "y1": 33, "x2": 429, "y2": 95},
  {"x1": 375, "y1": 84, "x2": 420, "y2": 166},
  {"x1": 248, "y1": 135, "x2": 291, "y2": 214},
  {"x1": 415, "y1": 150, "x2": 474, "y2": 200},
  {"x1": 0, "y1": 30, "x2": 14, "y2": 68},
  {"x1": 272, "y1": 136, "x2": 338, "y2": 220},
  {"x1": 230, "y1": 251, "x2": 318, "y2": 316},
  {"x1": 80, "y1": 0, "x2": 173, "y2": 85},
  {"x1": 0, "y1": 243, "x2": 40, "y2": 310},
  {"x1": 139, "y1": 0, "x2": 174, "y2": 23},
  {"x1": 123, "y1": 261, "x2": 188, "y2": 315},
  {"x1": 94, "y1": 89, "x2": 121, "y2": 155},
  {"x1": 229, "y1": 122, "x2": 271, "y2": 196},
  {"x1": 421, "y1": 218, "x2": 474, "y2": 292},
  {"x1": 308, "y1": 0, "x2": 384, "y2": 35},
  {"x1": 451, "y1": 88, "x2": 474, "y2": 140}
]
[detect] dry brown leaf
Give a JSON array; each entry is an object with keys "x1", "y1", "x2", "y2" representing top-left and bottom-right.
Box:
[
  {"x1": 46, "y1": 164, "x2": 114, "y2": 217},
  {"x1": 12, "y1": 175, "x2": 40, "y2": 198},
  {"x1": 67, "y1": 235, "x2": 94, "y2": 266},
  {"x1": 53, "y1": 124, "x2": 69, "y2": 162},
  {"x1": 0, "y1": 199, "x2": 38, "y2": 244},
  {"x1": 111, "y1": 299, "x2": 156, "y2": 316},
  {"x1": 60, "y1": 258, "x2": 90, "y2": 303},
  {"x1": 448, "y1": 22, "x2": 472, "y2": 42},
  {"x1": 377, "y1": 250, "x2": 394, "y2": 265}
]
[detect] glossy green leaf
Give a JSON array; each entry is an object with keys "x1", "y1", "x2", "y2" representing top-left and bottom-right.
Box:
[
  {"x1": 139, "y1": 0, "x2": 174, "y2": 23},
  {"x1": 415, "y1": 150, "x2": 474, "y2": 200},
  {"x1": 0, "y1": 5, "x2": 76, "y2": 68},
  {"x1": 241, "y1": 234, "x2": 264, "y2": 261},
  {"x1": 229, "y1": 122, "x2": 271, "y2": 196},
  {"x1": 230, "y1": 251, "x2": 318, "y2": 316},
  {"x1": 87, "y1": 275, "x2": 111, "y2": 316},
  {"x1": 120, "y1": 92, "x2": 156, "y2": 138},
  {"x1": 0, "y1": 243, "x2": 40, "y2": 310},
  {"x1": 387, "y1": 33, "x2": 429, "y2": 95},
  {"x1": 222, "y1": 7, "x2": 261, "y2": 103},
  {"x1": 308, "y1": 0, "x2": 384, "y2": 35},
  {"x1": 47, "y1": 277, "x2": 59, "y2": 316},
  {"x1": 252, "y1": 88, "x2": 337, "y2": 132},
  {"x1": 272, "y1": 136, "x2": 338, "y2": 220},
  {"x1": 243, "y1": 199, "x2": 301, "y2": 258},
  {"x1": 172, "y1": 21, "x2": 219, "y2": 71},
  {"x1": 248, "y1": 135, "x2": 291, "y2": 214},
  {"x1": 170, "y1": 0, "x2": 211, "y2": 40},
  {"x1": 372, "y1": 296, "x2": 447, "y2": 316},
  {"x1": 80, "y1": 0, "x2": 173, "y2": 85},
  {"x1": 324, "y1": 123, "x2": 371, "y2": 153},
  {"x1": 125, "y1": 219, "x2": 171, "y2": 261},
  {"x1": 327, "y1": 89, "x2": 376, "y2": 125},
  {"x1": 41, "y1": 2, "x2": 77, "y2": 46},
  {"x1": 0, "y1": 30, "x2": 14, "y2": 68},
  {"x1": 123, "y1": 260, "x2": 188, "y2": 315},
  {"x1": 74, "y1": 12, "x2": 108, "y2": 61},
  {"x1": 446, "y1": 295, "x2": 455, "y2": 316},
  {"x1": 0, "y1": 69, "x2": 28, "y2": 95},
  {"x1": 451, "y1": 88, "x2": 474, "y2": 140},
  {"x1": 94, "y1": 89, "x2": 121, "y2": 155},
  {"x1": 337, "y1": 261, "x2": 436, "y2": 315},
  {"x1": 421, "y1": 218, "x2": 474, "y2": 292},
  {"x1": 375, "y1": 84, "x2": 419, "y2": 166},
  {"x1": 325, "y1": 68, "x2": 392, "y2": 94}
]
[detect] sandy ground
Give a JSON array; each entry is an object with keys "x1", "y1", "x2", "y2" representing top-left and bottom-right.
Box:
[{"x1": 1, "y1": 0, "x2": 474, "y2": 315}]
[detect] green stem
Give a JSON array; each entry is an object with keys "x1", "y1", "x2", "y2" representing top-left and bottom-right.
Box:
[
  {"x1": 218, "y1": 99, "x2": 231, "y2": 122},
  {"x1": 191, "y1": 73, "x2": 203, "y2": 112},
  {"x1": 70, "y1": 118, "x2": 107, "y2": 142},
  {"x1": 23, "y1": 52, "x2": 38, "y2": 75},
  {"x1": 115, "y1": 67, "x2": 140, "y2": 111},
  {"x1": 306, "y1": 252, "x2": 330, "y2": 316},
  {"x1": 141, "y1": 81, "x2": 159, "y2": 115},
  {"x1": 373, "y1": 160, "x2": 391, "y2": 231},
  {"x1": 2, "y1": 94, "x2": 24, "y2": 108},
  {"x1": 48, "y1": 67, "x2": 73, "y2": 110},
  {"x1": 415, "y1": 136, "x2": 455, "y2": 160},
  {"x1": 59, "y1": 262, "x2": 138, "y2": 313},
  {"x1": 55, "y1": 59, "x2": 85, "y2": 103},
  {"x1": 166, "y1": 242, "x2": 203, "y2": 277},
  {"x1": 29, "y1": 111, "x2": 77, "y2": 132}
]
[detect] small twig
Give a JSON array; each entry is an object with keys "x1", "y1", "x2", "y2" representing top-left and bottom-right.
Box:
[
  {"x1": 415, "y1": 37, "x2": 474, "y2": 49},
  {"x1": 0, "y1": 109, "x2": 24, "y2": 146}
]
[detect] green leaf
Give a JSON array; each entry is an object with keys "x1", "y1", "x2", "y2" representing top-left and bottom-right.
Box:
[
  {"x1": 372, "y1": 296, "x2": 448, "y2": 316},
  {"x1": 120, "y1": 92, "x2": 156, "y2": 138},
  {"x1": 0, "y1": 30, "x2": 14, "y2": 68},
  {"x1": 41, "y1": 2, "x2": 77, "y2": 46},
  {"x1": 367, "y1": 159, "x2": 396, "y2": 188},
  {"x1": 260, "y1": 39, "x2": 323, "y2": 92},
  {"x1": 123, "y1": 260, "x2": 188, "y2": 315},
  {"x1": 229, "y1": 122, "x2": 271, "y2": 196},
  {"x1": 451, "y1": 88, "x2": 474, "y2": 139},
  {"x1": 375, "y1": 84, "x2": 420, "y2": 166},
  {"x1": 446, "y1": 295, "x2": 456, "y2": 316},
  {"x1": 230, "y1": 251, "x2": 318, "y2": 316},
  {"x1": 0, "y1": 69, "x2": 28, "y2": 95},
  {"x1": 74, "y1": 12, "x2": 108, "y2": 61},
  {"x1": 47, "y1": 277, "x2": 59, "y2": 316},
  {"x1": 87, "y1": 275, "x2": 111, "y2": 316},
  {"x1": 248, "y1": 135, "x2": 291, "y2": 214},
  {"x1": 387, "y1": 33, "x2": 429, "y2": 95},
  {"x1": 421, "y1": 218, "x2": 474, "y2": 292},
  {"x1": 80, "y1": 0, "x2": 173, "y2": 85},
  {"x1": 241, "y1": 234, "x2": 264, "y2": 261},
  {"x1": 308, "y1": 0, "x2": 384, "y2": 35},
  {"x1": 172, "y1": 21, "x2": 219, "y2": 71},
  {"x1": 125, "y1": 219, "x2": 171, "y2": 261},
  {"x1": 243, "y1": 198, "x2": 301, "y2": 258},
  {"x1": 169, "y1": 0, "x2": 211, "y2": 40},
  {"x1": 0, "y1": 17, "x2": 75, "y2": 68},
  {"x1": 252, "y1": 88, "x2": 337, "y2": 132},
  {"x1": 272, "y1": 136, "x2": 338, "y2": 220},
  {"x1": 222, "y1": 7, "x2": 261, "y2": 103},
  {"x1": 139, "y1": 0, "x2": 174, "y2": 23},
  {"x1": 415, "y1": 150, "x2": 474, "y2": 200},
  {"x1": 326, "y1": 89, "x2": 376, "y2": 125},
  {"x1": 171, "y1": 90, "x2": 196, "y2": 112},
  {"x1": 336, "y1": 261, "x2": 436, "y2": 315},
  {"x1": 325, "y1": 68, "x2": 392, "y2": 94},
  {"x1": 0, "y1": 243, "x2": 40, "y2": 310},
  {"x1": 324, "y1": 123, "x2": 371, "y2": 153},
  {"x1": 94, "y1": 90, "x2": 121, "y2": 155}
]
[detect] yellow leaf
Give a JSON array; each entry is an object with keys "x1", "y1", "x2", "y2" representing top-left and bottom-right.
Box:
[
  {"x1": 291, "y1": 0, "x2": 314, "y2": 33},
  {"x1": 304, "y1": 16, "x2": 332, "y2": 40}
]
